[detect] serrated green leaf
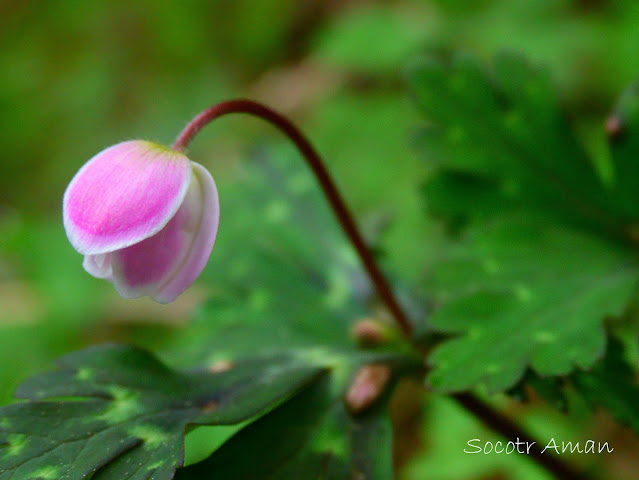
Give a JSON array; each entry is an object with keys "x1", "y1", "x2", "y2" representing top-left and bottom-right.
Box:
[
  {"x1": 409, "y1": 51, "x2": 639, "y2": 393},
  {"x1": 409, "y1": 52, "x2": 622, "y2": 234},
  {"x1": 425, "y1": 217, "x2": 638, "y2": 393},
  {"x1": 508, "y1": 337, "x2": 639, "y2": 436},
  {"x1": 0, "y1": 344, "x2": 324, "y2": 480}
]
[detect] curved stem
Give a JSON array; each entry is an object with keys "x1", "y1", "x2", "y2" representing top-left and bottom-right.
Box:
[
  {"x1": 174, "y1": 99, "x2": 590, "y2": 480},
  {"x1": 173, "y1": 99, "x2": 414, "y2": 338}
]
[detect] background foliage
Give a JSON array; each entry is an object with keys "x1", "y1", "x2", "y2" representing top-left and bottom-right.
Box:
[{"x1": 2, "y1": 1, "x2": 639, "y2": 478}]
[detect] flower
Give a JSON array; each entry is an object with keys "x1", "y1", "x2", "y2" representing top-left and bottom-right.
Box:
[{"x1": 63, "y1": 140, "x2": 219, "y2": 303}]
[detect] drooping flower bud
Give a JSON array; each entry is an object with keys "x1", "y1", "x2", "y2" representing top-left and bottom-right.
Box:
[{"x1": 63, "y1": 140, "x2": 219, "y2": 303}]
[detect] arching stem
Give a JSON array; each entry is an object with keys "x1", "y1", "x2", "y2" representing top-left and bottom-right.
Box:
[
  {"x1": 174, "y1": 99, "x2": 413, "y2": 339},
  {"x1": 174, "y1": 99, "x2": 590, "y2": 480}
]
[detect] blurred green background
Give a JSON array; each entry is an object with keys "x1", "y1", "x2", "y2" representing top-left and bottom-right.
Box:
[{"x1": 2, "y1": 1, "x2": 639, "y2": 478}]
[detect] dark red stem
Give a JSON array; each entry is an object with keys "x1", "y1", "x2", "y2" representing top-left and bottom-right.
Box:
[
  {"x1": 173, "y1": 99, "x2": 414, "y2": 339},
  {"x1": 173, "y1": 99, "x2": 592, "y2": 480},
  {"x1": 454, "y1": 394, "x2": 592, "y2": 480}
]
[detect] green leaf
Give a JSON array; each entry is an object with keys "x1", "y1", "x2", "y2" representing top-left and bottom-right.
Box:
[
  {"x1": 155, "y1": 147, "x2": 417, "y2": 478},
  {"x1": 175, "y1": 373, "x2": 394, "y2": 480},
  {"x1": 409, "y1": 51, "x2": 639, "y2": 392},
  {"x1": 572, "y1": 337, "x2": 639, "y2": 433},
  {"x1": 0, "y1": 344, "x2": 324, "y2": 480},
  {"x1": 410, "y1": 52, "x2": 617, "y2": 233},
  {"x1": 166, "y1": 146, "x2": 407, "y2": 368},
  {"x1": 606, "y1": 80, "x2": 639, "y2": 221},
  {"x1": 507, "y1": 370, "x2": 568, "y2": 412},
  {"x1": 0, "y1": 114, "x2": 418, "y2": 480},
  {"x1": 509, "y1": 337, "x2": 639, "y2": 436},
  {"x1": 426, "y1": 217, "x2": 638, "y2": 392}
]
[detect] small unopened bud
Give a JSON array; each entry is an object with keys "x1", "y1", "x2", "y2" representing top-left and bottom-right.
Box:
[
  {"x1": 351, "y1": 318, "x2": 390, "y2": 347},
  {"x1": 201, "y1": 400, "x2": 218, "y2": 413},
  {"x1": 606, "y1": 116, "x2": 623, "y2": 138},
  {"x1": 208, "y1": 360, "x2": 234, "y2": 373},
  {"x1": 345, "y1": 364, "x2": 391, "y2": 414}
]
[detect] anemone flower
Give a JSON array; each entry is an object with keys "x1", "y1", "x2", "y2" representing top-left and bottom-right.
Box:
[{"x1": 63, "y1": 140, "x2": 219, "y2": 303}]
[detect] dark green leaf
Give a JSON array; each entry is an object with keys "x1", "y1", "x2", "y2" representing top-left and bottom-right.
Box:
[
  {"x1": 167, "y1": 147, "x2": 415, "y2": 369},
  {"x1": 572, "y1": 337, "x2": 639, "y2": 433},
  {"x1": 0, "y1": 344, "x2": 324, "y2": 480},
  {"x1": 409, "y1": 52, "x2": 616, "y2": 233},
  {"x1": 155, "y1": 149, "x2": 417, "y2": 479},
  {"x1": 509, "y1": 337, "x2": 639, "y2": 435},
  {"x1": 507, "y1": 370, "x2": 568, "y2": 412},
  {"x1": 175, "y1": 372, "x2": 394, "y2": 480},
  {"x1": 605, "y1": 80, "x2": 639, "y2": 220}
]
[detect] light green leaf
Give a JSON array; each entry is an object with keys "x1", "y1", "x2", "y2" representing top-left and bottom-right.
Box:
[{"x1": 426, "y1": 217, "x2": 638, "y2": 392}]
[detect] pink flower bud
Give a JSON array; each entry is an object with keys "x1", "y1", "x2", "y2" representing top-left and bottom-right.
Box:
[
  {"x1": 351, "y1": 318, "x2": 391, "y2": 347},
  {"x1": 63, "y1": 140, "x2": 219, "y2": 303},
  {"x1": 345, "y1": 364, "x2": 391, "y2": 414}
]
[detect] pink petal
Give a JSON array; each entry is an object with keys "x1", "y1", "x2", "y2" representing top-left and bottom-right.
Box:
[
  {"x1": 63, "y1": 140, "x2": 192, "y2": 256},
  {"x1": 83, "y1": 254, "x2": 113, "y2": 279},
  {"x1": 153, "y1": 162, "x2": 220, "y2": 303},
  {"x1": 110, "y1": 162, "x2": 219, "y2": 303}
]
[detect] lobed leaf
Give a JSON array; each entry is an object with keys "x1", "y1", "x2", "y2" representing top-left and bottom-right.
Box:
[
  {"x1": 426, "y1": 217, "x2": 638, "y2": 392},
  {"x1": 409, "y1": 52, "x2": 617, "y2": 233},
  {"x1": 409, "y1": 52, "x2": 639, "y2": 392}
]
